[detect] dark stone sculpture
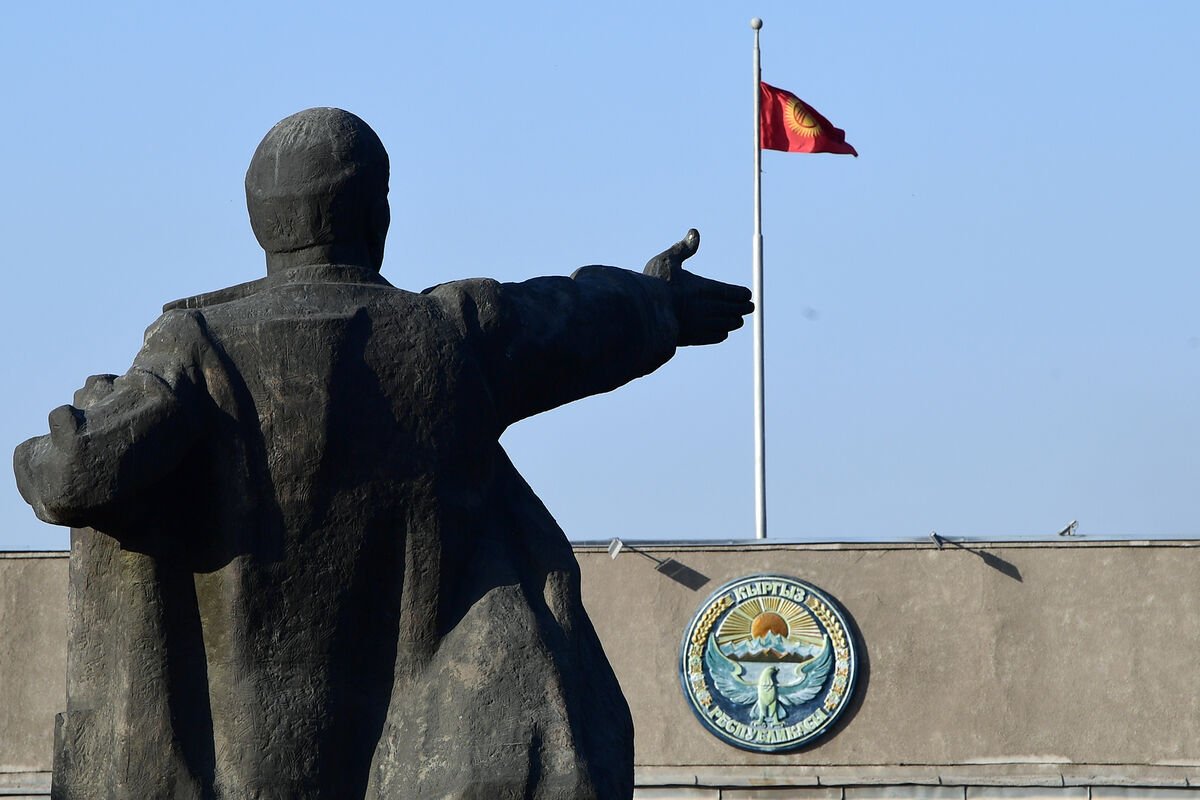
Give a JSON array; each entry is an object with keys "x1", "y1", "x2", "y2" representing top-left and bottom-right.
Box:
[{"x1": 13, "y1": 108, "x2": 752, "y2": 800}]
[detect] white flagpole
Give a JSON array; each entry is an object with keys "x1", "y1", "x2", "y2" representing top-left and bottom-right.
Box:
[{"x1": 751, "y1": 17, "x2": 766, "y2": 540}]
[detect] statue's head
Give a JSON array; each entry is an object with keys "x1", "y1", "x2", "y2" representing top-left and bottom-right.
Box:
[{"x1": 246, "y1": 108, "x2": 390, "y2": 272}]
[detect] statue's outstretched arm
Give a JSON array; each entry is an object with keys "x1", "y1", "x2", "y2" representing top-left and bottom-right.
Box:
[
  {"x1": 13, "y1": 311, "x2": 207, "y2": 528},
  {"x1": 432, "y1": 229, "x2": 752, "y2": 426}
]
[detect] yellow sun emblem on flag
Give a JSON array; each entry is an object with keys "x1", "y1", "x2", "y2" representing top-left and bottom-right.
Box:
[{"x1": 785, "y1": 97, "x2": 822, "y2": 138}]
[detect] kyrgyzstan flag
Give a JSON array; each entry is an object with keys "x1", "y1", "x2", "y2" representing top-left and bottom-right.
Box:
[{"x1": 760, "y1": 82, "x2": 857, "y2": 156}]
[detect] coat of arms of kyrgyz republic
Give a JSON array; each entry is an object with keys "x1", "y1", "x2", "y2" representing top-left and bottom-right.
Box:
[{"x1": 679, "y1": 574, "x2": 857, "y2": 752}]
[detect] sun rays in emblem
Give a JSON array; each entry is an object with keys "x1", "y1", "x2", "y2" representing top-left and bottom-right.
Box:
[
  {"x1": 785, "y1": 97, "x2": 822, "y2": 138},
  {"x1": 717, "y1": 596, "x2": 823, "y2": 647}
]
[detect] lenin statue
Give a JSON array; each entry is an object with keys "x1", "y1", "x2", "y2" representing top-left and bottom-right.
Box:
[{"x1": 13, "y1": 108, "x2": 752, "y2": 799}]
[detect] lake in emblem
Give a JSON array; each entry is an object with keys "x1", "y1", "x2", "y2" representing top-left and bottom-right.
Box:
[{"x1": 679, "y1": 574, "x2": 857, "y2": 752}]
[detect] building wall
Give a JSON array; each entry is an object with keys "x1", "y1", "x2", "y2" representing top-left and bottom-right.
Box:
[
  {"x1": 0, "y1": 552, "x2": 66, "y2": 798},
  {"x1": 576, "y1": 540, "x2": 1200, "y2": 795},
  {"x1": 2, "y1": 541, "x2": 1198, "y2": 797}
]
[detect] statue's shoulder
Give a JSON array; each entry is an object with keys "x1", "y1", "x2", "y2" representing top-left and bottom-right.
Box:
[
  {"x1": 421, "y1": 277, "x2": 501, "y2": 299},
  {"x1": 422, "y1": 278, "x2": 506, "y2": 317},
  {"x1": 421, "y1": 278, "x2": 506, "y2": 334},
  {"x1": 162, "y1": 278, "x2": 268, "y2": 313}
]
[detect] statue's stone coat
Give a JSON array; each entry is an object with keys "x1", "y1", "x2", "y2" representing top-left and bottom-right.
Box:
[{"x1": 13, "y1": 108, "x2": 752, "y2": 800}]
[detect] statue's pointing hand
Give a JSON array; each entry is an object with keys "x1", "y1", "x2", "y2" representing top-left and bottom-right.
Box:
[{"x1": 643, "y1": 229, "x2": 754, "y2": 346}]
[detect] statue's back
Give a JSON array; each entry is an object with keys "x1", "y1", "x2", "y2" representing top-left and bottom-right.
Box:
[{"x1": 52, "y1": 268, "x2": 634, "y2": 799}]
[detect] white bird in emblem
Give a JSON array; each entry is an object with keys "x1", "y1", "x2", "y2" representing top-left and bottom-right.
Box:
[{"x1": 705, "y1": 635, "x2": 833, "y2": 726}]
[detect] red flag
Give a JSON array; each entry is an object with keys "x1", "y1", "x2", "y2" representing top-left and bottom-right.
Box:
[{"x1": 760, "y1": 82, "x2": 857, "y2": 157}]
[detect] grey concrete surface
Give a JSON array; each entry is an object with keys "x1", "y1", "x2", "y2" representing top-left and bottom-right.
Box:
[
  {"x1": 0, "y1": 553, "x2": 65, "y2": 776},
  {"x1": 846, "y1": 788, "x2": 966, "y2": 800},
  {"x1": 725, "y1": 790, "x2": 843, "y2": 800},
  {"x1": 4, "y1": 541, "x2": 1200, "y2": 793},
  {"x1": 1092, "y1": 791, "x2": 1200, "y2": 800},
  {"x1": 965, "y1": 789, "x2": 1088, "y2": 800},
  {"x1": 577, "y1": 540, "x2": 1200, "y2": 780}
]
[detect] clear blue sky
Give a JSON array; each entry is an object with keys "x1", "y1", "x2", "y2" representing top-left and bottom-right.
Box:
[{"x1": 2, "y1": 2, "x2": 1197, "y2": 550}]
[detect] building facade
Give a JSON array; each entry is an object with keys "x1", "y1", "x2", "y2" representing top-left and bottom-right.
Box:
[{"x1": 3, "y1": 539, "x2": 1199, "y2": 798}]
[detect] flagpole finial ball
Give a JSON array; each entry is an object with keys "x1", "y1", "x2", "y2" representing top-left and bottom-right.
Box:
[{"x1": 750, "y1": 17, "x2": 762, "y2": 30}]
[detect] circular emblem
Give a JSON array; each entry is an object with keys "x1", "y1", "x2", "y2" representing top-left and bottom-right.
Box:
[
  {"x1": 785, "y1": 97, "x2": 822, "y2": 138},
  {"x1": 679, "y1": 574, "x2": 857, "y2": 752}
]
